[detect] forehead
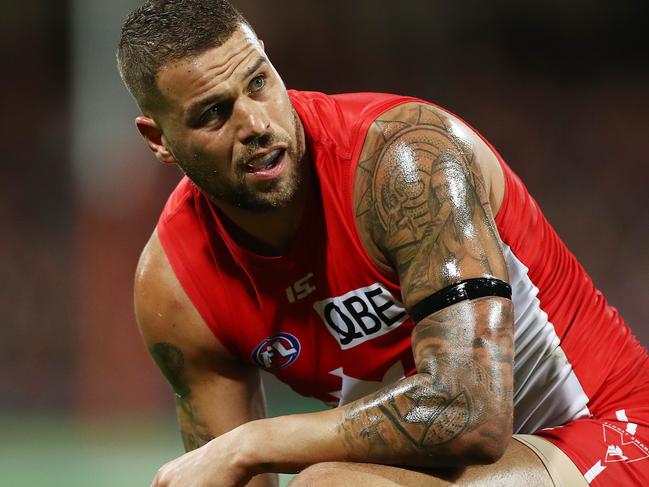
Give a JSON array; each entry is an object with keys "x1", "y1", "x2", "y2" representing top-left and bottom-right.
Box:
[{"x1": 155, "y1": 26, "x2": 263, "y2": 110}]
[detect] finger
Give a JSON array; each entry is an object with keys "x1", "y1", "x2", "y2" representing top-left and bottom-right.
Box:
[{"x1": 151, "y1": 468, "x2": 163, "y2": 487}]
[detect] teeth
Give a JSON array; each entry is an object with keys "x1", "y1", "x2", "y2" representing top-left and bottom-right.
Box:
[{"x1": 250, "y1": 149, "x2": 281, "y2": 169}]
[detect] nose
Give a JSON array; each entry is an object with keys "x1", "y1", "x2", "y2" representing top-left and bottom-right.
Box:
[{"x1": 235, "y1": 97, "x2": 270, "y2": 145}]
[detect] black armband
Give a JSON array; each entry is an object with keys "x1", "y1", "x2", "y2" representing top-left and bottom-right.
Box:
[{"x1": 410, "y1": 277, "x2": 512, "y2": 323}]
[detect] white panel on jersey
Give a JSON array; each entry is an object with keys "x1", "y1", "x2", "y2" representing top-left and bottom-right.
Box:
[{"x1": 503, "y1": 244, "x2": 591, "y2": 433}]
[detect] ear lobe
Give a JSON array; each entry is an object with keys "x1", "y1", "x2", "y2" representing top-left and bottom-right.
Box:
[{"x1": 135, "y1": 116, "x2": 177, "y2": 165}]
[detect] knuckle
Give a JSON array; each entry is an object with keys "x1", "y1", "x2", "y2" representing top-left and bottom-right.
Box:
[{"x1": 152, "y1": 467, "x2": 168, "y2": 487}]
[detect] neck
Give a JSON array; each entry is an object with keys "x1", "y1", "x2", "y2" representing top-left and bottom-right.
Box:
[{"x1": 212, "y1": 165, "x2": 314, "y2": 256}]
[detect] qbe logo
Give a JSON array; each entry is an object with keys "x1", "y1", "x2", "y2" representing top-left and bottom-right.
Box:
[
  {"x1": 313, "y1": 283, "x2": 407, "y2": 350},
  {"x1": 251, "y1": 333, "x2": 301, "y2": 370}
]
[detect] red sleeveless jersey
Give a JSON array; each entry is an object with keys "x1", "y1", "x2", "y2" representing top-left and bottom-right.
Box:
[{"x1": 157, "y1": 90, "x2": 649, "y2": 434}]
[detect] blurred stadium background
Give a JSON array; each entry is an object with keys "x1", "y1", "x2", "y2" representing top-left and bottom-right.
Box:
[{"x1": 1, "y1": 1, "x2": 648, "y2": 485}]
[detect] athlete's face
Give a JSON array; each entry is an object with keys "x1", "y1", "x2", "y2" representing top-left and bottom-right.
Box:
[{"x1": 138, "y1": 25, "x2": 305, "y2": 211}]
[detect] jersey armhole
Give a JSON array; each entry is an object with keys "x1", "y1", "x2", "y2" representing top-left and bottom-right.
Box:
[
  {"x1": 494, "y1": 161, "x2": 512, "y2": 229},
  {"x1": 157, "y1": 213, "x2": 244, "y2": 362}
]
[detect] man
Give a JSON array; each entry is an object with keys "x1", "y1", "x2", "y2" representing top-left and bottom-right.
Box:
[{"x1": 118, "y1": 1, "x2": 649, "y2": 486}]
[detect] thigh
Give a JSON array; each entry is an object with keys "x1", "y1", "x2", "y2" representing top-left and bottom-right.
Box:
[{"x1": 289, "y1": 438, "x2": 555, "y2": 487}]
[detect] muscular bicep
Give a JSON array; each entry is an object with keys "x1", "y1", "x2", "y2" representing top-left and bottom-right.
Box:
[
  {"x1": 135, "y1": 230, "x2": 267, "y2": 452},
  {"x1": 354, "y1": 102, "x2": 508, "y2": 308}
]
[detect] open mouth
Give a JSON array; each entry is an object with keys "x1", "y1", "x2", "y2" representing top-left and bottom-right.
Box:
[{"x1": 244, "y1": 148, "x2": 285, "y2": 174}]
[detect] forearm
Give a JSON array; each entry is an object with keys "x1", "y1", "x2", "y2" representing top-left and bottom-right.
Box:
[
  {"x1": 233, "y1": 379, "x2": 510, "y2": 477},
  {"x1": 234, "y1": 300, "x2": 514, "y2": 476},
  {"x1": 338, "y1": 372, "x2": 512, "y2": 466},
  {"x1": 232, "y1": 409, "x2": 342, "y2": 476}
]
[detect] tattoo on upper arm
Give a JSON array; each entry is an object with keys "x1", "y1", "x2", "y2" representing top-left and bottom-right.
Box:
[
  {"x1": 150, "y1": 342, "x2": 191, "y2": 398},
  {"x1": 150, "y1": 342, "x2": 215, "y2": 451},
  {"x1": 355, "y1": 103, "x2": 506, "y2": 304}
]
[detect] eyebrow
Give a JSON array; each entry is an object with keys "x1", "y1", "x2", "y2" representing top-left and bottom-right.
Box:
[
  {"x1": 185, "y1": 56, "x2": 268, "y2": 123},
  {"x1": 243, "y1": 56, "x2": 267, "y2": 81}
]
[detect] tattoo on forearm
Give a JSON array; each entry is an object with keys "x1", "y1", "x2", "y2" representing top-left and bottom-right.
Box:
[
  {"x1": 150, "y1": 342, "x2": 215, "y2": 451},
  {"x1": 340, "y1": 301, "x2": 514, "y2": 465}
]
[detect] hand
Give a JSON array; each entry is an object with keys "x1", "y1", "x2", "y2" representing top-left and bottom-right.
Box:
[{"x1": 151, "y1": 430, "x2": 252, "y2": 487}]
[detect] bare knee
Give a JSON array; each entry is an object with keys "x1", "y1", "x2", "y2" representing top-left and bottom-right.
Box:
[
  {"x1": 289, "y1": 462, "x2": 349, "y2": 487},
  {"x1": 289, "y1": 462, "x2": 419, "y2": 487}
]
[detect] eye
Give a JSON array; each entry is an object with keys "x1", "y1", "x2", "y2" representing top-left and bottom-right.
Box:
[
  {"x1": 200, "y1": 103, "x2": 223, "y2": 123},
  {"x1": 249, "y1": 75, "x2": 266, "y2": 92}
]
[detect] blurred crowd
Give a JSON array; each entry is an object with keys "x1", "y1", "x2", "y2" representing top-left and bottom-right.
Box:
[{"x1": 1, "y1": 0, "x2": 647, "y2": 415}]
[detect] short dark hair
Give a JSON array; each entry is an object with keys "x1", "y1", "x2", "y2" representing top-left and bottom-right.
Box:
[{"x1": 117, "y1": 0, "x2": 252, "y2": 112}]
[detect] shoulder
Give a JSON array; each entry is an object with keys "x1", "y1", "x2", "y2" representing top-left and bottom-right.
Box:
[
  {"x1": 134, "y1": 229, "x2": 234, "y2": 361},
  {"x1": 290, "y1": 90, "x2": 423, "y2": 152},
  {"x1": 359, "y1": 101, "x2": 503, "y2": 191},
  {"x1": 352, "y1": 101, "x2": 506, "y2": 273}
]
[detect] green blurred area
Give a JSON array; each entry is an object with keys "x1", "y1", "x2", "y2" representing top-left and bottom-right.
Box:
[{"x1": 0, "y1": 375, "x2": 325, "y2": 487}]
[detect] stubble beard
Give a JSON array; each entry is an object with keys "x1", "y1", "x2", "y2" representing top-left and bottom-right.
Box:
[{"x1": 190, "y1": 109, "x2": 305, "y2": 213}]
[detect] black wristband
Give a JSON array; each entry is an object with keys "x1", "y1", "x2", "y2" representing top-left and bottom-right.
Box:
[{"x1": 410, "y1": 277, "x2": 512, "y2": 323}]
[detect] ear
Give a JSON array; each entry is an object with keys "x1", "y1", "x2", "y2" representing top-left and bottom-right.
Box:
[
  {"x1": 135, "y1": 116, "x2": 177, "y2": 165},
  {"x1": 258, "y1": 39, "x2": 265, "y2": 51}
]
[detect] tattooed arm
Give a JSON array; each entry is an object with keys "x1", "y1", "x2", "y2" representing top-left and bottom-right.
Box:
[
  {"x1": 340, "y1": 101, "x2": 513, "y2": 465},
  {"x1": 148, "y1": 103, "x2": 513, "y2": 485},
  {"x1": 135, "y1": 230, "x2": 277, "y2": 487}
]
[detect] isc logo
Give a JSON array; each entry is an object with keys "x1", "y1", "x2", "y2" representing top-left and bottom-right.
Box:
[
  {"x1": 286, "y1": 272, "x2": 316, "y2": 303},
  {"x1": 313, "y1": 283, "x2": 407, "y2": 350}
]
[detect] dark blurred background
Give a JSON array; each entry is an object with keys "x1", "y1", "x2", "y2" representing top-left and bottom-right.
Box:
[{"x1": 1, "y1": 1, "x2": 647, "y2": 485}]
